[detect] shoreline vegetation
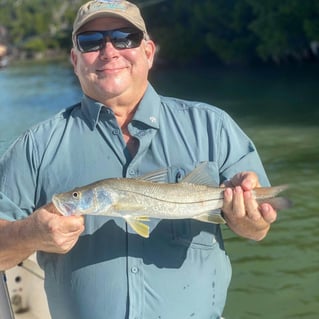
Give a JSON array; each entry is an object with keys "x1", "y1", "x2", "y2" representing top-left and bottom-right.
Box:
[
  {"x1": 0, "y1": 0, "x2": 319, "y2": 68},
  {"x1": 1, "y1": 44, "x2": 319, "y2": 70}
]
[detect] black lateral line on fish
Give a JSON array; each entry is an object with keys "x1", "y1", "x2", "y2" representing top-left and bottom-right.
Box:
[{"x1": 110, "y1": 185, "x2": 223, "y2": 204}]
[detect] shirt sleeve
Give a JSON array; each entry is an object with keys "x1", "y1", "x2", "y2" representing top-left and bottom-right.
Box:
[
  {"x1": 217, "y1": 111, "x2": 270, "y2": 186},
  {"x1": 0, "y1": 130, "x2": 38, "y2": 220}
]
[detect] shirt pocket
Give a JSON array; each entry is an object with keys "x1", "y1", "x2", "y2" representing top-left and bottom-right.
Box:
[
  {"x1": 167, "y1": 161, "x2": 220, "y2": 184},
  {"x1": 170, "y1": 219, "x2": 221, "y2": 250},
  {"x1": 167, "y1": 161, "x2": 222, "y2": 250}
]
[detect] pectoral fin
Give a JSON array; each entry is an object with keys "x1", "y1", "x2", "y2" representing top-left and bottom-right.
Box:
[
  {"x1": 124, "y1": 216, "x2": 150, "y2": 238},
  {"x1": 193, "y1": 211, "x2": 226, "y2": 224}
]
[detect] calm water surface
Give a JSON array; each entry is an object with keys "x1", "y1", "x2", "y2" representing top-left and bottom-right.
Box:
[{"x1": 0, "y1": 61, "x2": 318, "y2": 318}]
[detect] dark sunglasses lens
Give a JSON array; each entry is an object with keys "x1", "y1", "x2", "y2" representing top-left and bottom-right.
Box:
[
  {"x1": 77, "y1": 32, "x2": 104, "y2": 52},
  {"x1": 111, "y1": 31, "x2": 143, "y2": 49}
]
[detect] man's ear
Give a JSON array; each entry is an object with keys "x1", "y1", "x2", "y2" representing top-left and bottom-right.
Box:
[
  {"x1": 144, "y1": 40, "x2": 156, "y2": 69},
  {"x1": 70, "y1": 48, "x2": 78, "y2": 75}
]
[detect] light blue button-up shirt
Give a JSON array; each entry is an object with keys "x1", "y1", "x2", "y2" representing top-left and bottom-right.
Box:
[{"x1": 0, "y1": 84, "x2": 269, "y2": 319}]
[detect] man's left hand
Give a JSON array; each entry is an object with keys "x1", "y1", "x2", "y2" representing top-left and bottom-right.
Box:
[{"x1": 221, "y1": 172, "x2": 277, "y2": 241}]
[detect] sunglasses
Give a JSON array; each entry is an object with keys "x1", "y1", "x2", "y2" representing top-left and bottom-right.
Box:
[{"x1": 75, "y1": 28, "x2": 144, "y2": 53}]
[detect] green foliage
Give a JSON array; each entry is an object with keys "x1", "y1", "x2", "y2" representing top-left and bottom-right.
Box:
[
  {"x1": 0, "y1": 0, "x2": 318, "y2": 64},
  {"x1": 246, "y1": 0, "x2": 319, "y2": 61},
  {"x1": 145, "y1": 0, "x2": 319, "y2": 64},
  {"x1": 193, "y1": 0, "x2": 257, "y2": 64},
  {"x1": 23, "y1": 38, "x2": 46, "y2": 52},
  {"x1": 0, "y1": 0, "x2": 86, "y2": 55}
]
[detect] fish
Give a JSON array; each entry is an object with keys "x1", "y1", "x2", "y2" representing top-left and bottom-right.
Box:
[{"x1": 52, "y1": 163, "x2": 292, "y2": 238}]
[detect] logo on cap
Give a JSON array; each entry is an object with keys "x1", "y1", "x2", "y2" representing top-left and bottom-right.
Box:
[
  {"x1": 94, "y1": 0, "x2": 126, "y2": 10},
  {"x1": 97, "y1": 0, "x2": 122, "y2": 3},
  {"x1": 96, "y1": 0, "x2": 123, "y2": 4}
]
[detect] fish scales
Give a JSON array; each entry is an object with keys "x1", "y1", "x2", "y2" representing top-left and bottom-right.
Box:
[
  {"x1": 89, "y1": 180, "x2": 223, "y2": 218},
  {"x1": 107, "y1": 178, "x2": 225, "y2": 203},
  {"x1": 112, "y1": 187, "x2": 224, "y2": 218}
]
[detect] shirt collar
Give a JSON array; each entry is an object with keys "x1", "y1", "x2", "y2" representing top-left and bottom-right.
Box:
[
  {"x1": 80, "y1": 83, "x2": 161, "y2": 130},
  {"x1": 81, "y1": 95, "x2": 104, "y2": 130},
  {"x1": 132, "y1": 83, "x2": 160, "y2": 129}
]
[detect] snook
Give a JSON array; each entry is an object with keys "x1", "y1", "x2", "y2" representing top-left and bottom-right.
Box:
[{"x1": 52, "y1": 163, "x2": 291, "y2": 238}]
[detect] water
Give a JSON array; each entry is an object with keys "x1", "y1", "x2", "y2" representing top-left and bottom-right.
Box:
[
  {"x1": 0, "y1": 61, "x2": 82, "y2": 153},
  {"x1": 1, "y1": 61, "x2": 318, "y2": 318}
]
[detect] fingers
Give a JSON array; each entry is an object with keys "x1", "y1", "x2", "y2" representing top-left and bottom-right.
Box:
[
  {"x1": 243, "y1": 189, "x2": 261, "y2": 221},
  {"x1": 223, "y1": 187, "x2": 245, "y2": 218},
  {"x1": 222, "y1": 171, "x2": 266, "y2": 221},
  {"x1": 259, "y1": 203, "x2": 277, "y2": 224},
  {"x1": 226, "y1": 171, "x2": 261, "y2": 190},
  {"x1": 222, "y1": 172, "x2": 278, "y2": 240},
  {"x1": 31, "y1": 205, "x2": 85, "y2": 254},
  {"x1": 40, "y1": 202, "x2": 85, "y2": 231},
  {"x1": 224, "y1": 187, "x2": 258, "y2": 218},
  {"x1": 223, "y1": 187, "x2": 276, "y2": 224},
  {"x1": 65, "y1": 215, "x2": 85, "y2": 233}
]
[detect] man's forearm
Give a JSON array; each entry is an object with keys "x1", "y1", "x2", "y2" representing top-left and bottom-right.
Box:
[{"x1": 0, "y1": 219, "x2": 36, "y2": 270}]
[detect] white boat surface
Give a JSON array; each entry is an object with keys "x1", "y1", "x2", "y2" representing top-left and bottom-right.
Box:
[{"x1": 3, "y1": 254, "x2": 51, "y2": 319}]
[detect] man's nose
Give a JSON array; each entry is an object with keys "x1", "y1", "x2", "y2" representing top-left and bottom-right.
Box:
[{"x1": 99, "y1": 39, "x2": 119, "y2": 58}]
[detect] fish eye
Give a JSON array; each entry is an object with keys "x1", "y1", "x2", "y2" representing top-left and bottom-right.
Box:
[{"x1": 72, "y1": 191, "x2": 80, "y2": 199}]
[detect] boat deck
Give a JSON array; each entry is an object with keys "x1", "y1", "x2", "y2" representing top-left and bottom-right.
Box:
[{"x1": 4, "y1": 254, "x2": 51, "y2": 319}]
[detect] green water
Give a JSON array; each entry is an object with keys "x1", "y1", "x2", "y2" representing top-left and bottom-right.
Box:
[
  {"x1": 223, "y1": 125, "x2": 319, "y2": 319},
  {"x1": 1, "y1": 61, "x2": 318, "y2": 318}
]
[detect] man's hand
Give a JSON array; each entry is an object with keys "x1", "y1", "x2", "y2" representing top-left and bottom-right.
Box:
[
  {"x1": 221, "y1": 172, "x2": 277, "y2": 241},
  {"x1": 0, "y1": 203, "x2": 85, "y2": 270},
  {"x1": 30, "y1": 202, "x2": 85, "y2": 254}
]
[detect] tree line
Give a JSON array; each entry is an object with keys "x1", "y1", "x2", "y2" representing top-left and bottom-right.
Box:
[{"x1": 0, "y1": 0, "x2": 318, "y2": 65}]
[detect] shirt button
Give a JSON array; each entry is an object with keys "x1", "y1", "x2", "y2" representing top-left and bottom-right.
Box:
[
  {"x1": 137, "y1": 131, "x2": 146, "y2": 137},
  {"x1": 128, "y1": 169, "x2": 136, "y2": 176},
  {"x1": 112, "y1": 129, "x2": 120, "y2": 135},
  {"x1": 131, "y1": 267, "x2": 139, "y2": 274}
]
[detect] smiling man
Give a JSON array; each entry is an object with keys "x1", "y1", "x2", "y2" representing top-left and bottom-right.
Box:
[{"x1": 0, "y1": 1, "x2": 278, "y2": 319}]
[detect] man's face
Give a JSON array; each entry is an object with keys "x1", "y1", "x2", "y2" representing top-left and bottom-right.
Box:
[{"x1": 71, "y1": 17, "x2": 155, "y2": 104}]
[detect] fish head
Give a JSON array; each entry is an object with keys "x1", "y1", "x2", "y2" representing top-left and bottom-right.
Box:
[{"x1": 52, "y1": 187, "x2": 102, "y2": 216}]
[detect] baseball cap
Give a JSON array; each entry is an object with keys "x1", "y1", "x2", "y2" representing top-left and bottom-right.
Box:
[{"x1": 72, "y1": 0, "x2": 148, "y2": 37}]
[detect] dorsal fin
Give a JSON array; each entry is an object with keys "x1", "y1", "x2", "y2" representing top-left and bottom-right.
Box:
[
  {"x1": 181, "y1": 162, "x2": 219, "y2": 186},
  {"x1": 136, "y1": 168, "x2": 168, "y2": 183}
]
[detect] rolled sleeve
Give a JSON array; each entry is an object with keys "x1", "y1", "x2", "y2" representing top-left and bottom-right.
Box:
[
  {"x1": 0, "y1": 131, "x2": 38, "y2": 219},
  {"x1": 218, "y1": 112, "x2": 270, "y2": 186}
]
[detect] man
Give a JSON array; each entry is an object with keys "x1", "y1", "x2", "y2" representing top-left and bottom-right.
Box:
[{"x1": 0, "y1": 1, "x2": 277, "y2": 318}]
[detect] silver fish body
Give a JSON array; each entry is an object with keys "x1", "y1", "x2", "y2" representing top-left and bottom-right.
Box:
[{"x1": 52, "y1": 164, "x2": 291, "y2": 238}]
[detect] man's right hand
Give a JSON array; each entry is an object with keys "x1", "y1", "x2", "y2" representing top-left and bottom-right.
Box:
[
  {"x1": 0, "y1": 203, "x2": 85, "y2": 270},
  {"x1": 30, "y1": 202, "x2": 85, "y2": 254}
]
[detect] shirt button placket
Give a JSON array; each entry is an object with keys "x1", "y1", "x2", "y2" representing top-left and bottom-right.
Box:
[
  {"x1": 112, "y1": 128, "x2": 120, "y2": 135},
  {"x1": 127, "y1": 238, "x2": 144, "y2": 319}
]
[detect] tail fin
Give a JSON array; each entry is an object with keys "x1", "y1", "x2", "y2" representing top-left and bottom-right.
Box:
[
  {"x1": 254, "y1": 185, "x2": 292, "y2": 211},
  {"x1": 253, "y1": 184, "x2": 289, "y2": 199},
  {"x1": 258, "y1": 196, "x2": 293, "y2": 211}
]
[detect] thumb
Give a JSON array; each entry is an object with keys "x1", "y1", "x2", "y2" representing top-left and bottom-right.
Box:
[{"x1": 63, "y1": 215, "x2": 85, "y2": 233}]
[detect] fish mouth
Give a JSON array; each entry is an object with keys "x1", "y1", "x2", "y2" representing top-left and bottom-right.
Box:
[{"x1": 52, "y1": 195, "x2": 73, "y2": 216}]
